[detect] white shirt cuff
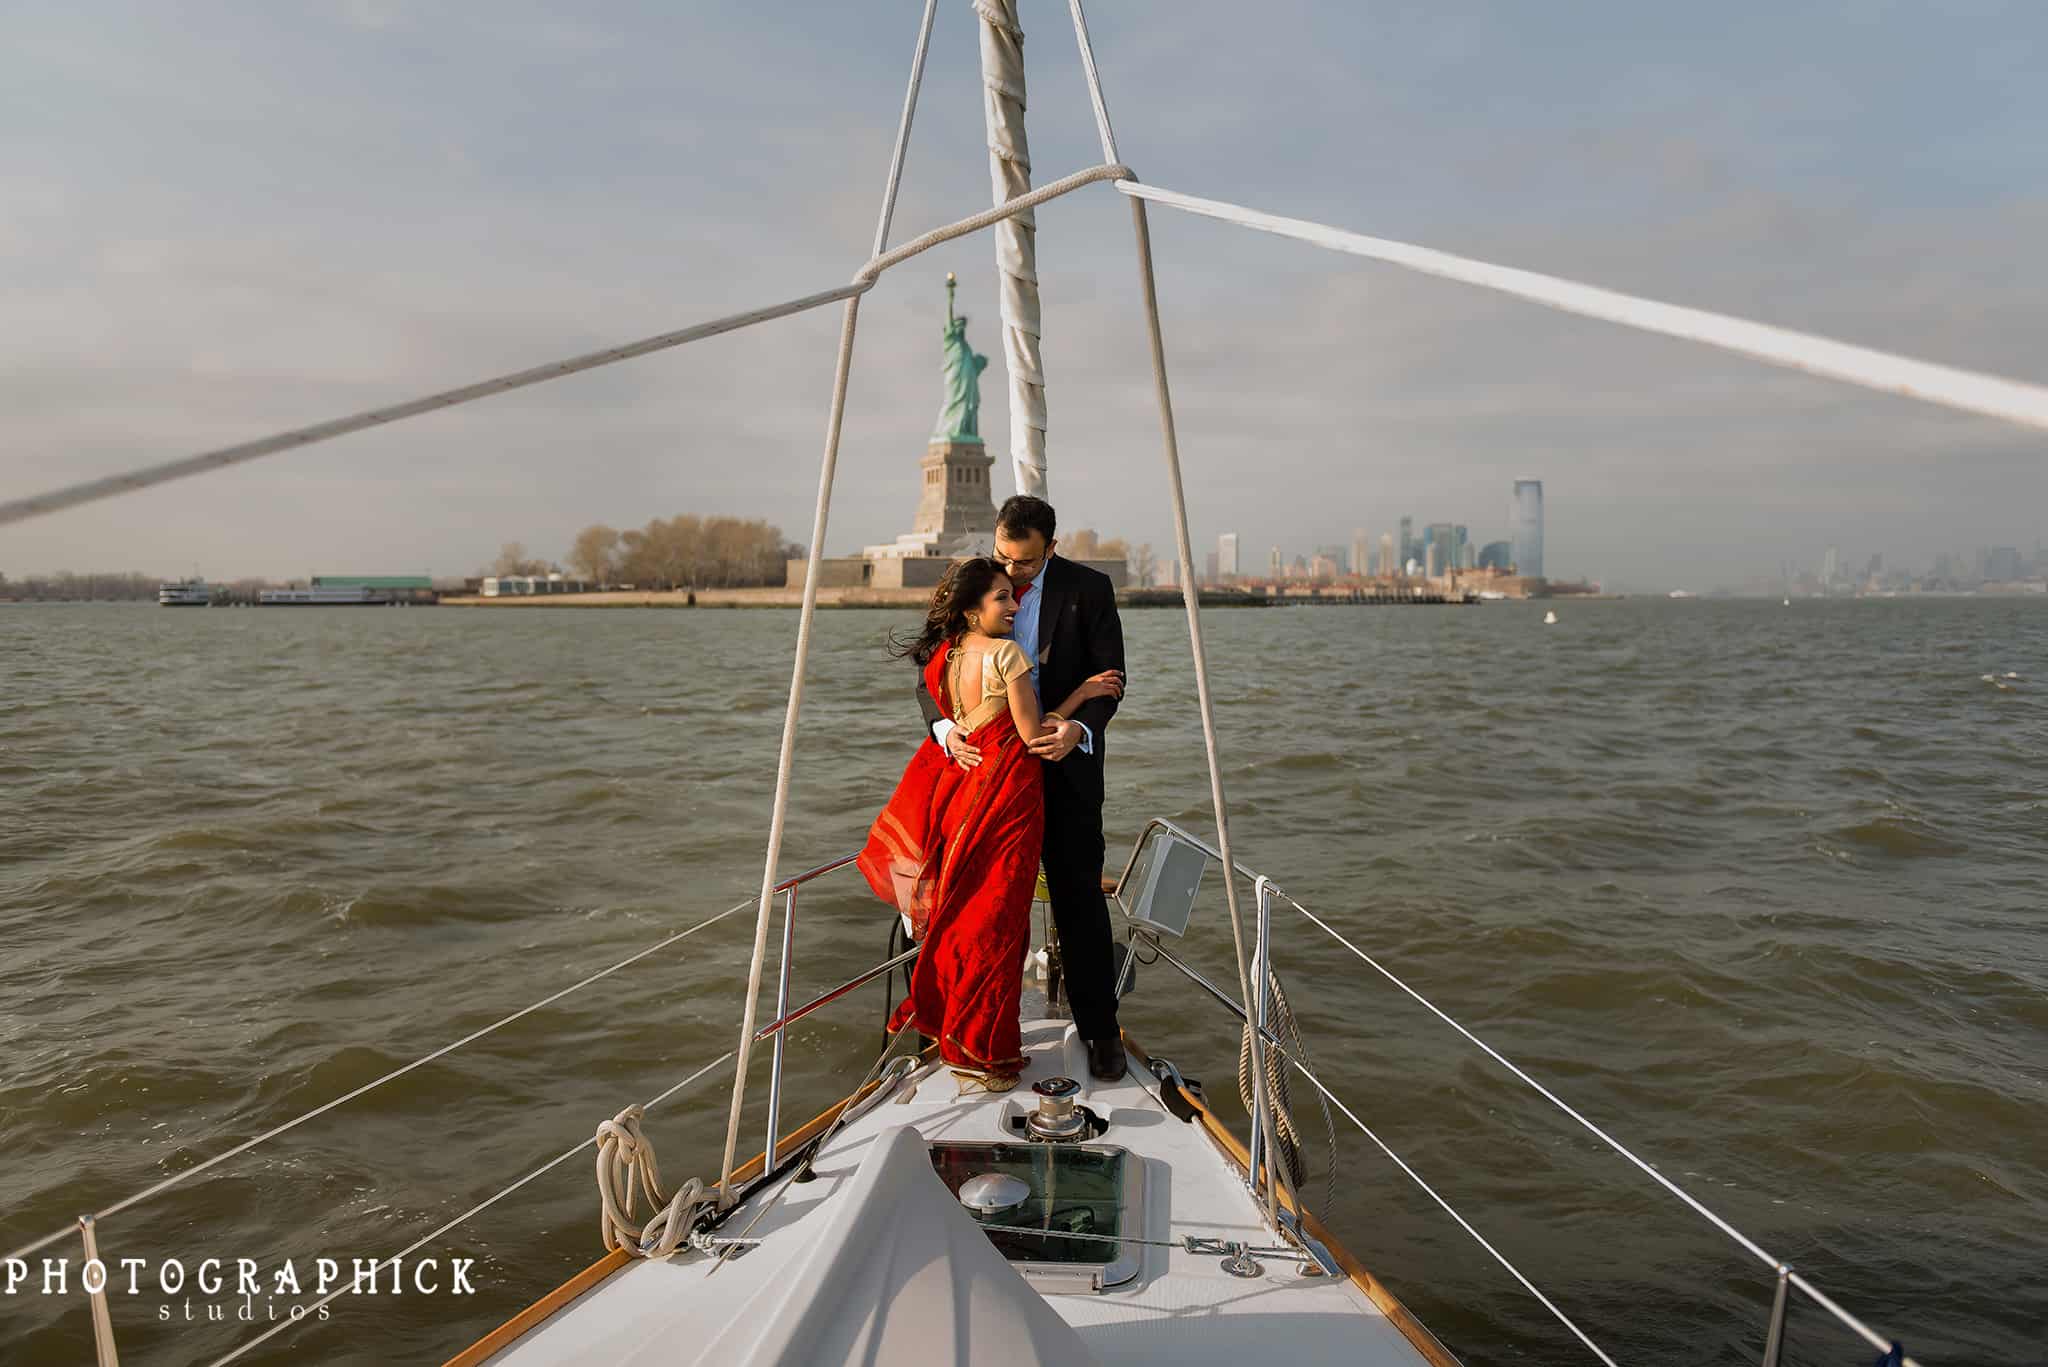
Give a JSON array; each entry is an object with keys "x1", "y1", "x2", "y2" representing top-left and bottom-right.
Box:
[
  {"x1": 1074, "y1": 720, "x2": 1094, "y2": 755},
  {"x1": 932, "y1": 717, "x2": 957, "y2": 750}
]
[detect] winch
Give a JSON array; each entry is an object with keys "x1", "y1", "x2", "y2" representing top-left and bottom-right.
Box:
[{"x1": 1025, "y1": 1076, "x2": 1089, "y2": 1142}]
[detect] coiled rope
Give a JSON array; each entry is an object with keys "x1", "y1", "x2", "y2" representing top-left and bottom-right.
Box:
[
  {"x1": 595, "y1": 1105, "x2": 716, "y2": 1258},
  {"x1": 1237, "y1": 966, "x2": 1337, "y2": 1217}
]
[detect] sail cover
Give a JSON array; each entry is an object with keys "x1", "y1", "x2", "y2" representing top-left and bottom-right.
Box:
[{"x1": 693, "y1": 1125, "x2": 1096, "y2": 1366}]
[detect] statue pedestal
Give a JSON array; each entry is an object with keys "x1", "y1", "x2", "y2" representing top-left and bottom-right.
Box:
[{"x1": 912, "y1": 438, "x2": 997, "y2": 543}]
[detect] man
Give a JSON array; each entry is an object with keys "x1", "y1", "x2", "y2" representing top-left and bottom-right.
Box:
[{"x1": 919, "y1": 495, "x2": 1129, "y2": 1079}]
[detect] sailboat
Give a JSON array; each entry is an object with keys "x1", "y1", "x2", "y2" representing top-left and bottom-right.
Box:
[{"x1": 12, "y1": 2, "x2": 2042, "y2": 1363}]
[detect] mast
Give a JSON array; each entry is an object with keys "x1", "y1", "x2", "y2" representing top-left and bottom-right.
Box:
[{"x1": 975, "y1": 0, "x2": 1047, "y2": 498}]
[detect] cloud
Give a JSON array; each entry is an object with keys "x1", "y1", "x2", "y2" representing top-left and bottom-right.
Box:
[{"x1": 2, "y1": 2, "x2": 2044, "y2": 590}]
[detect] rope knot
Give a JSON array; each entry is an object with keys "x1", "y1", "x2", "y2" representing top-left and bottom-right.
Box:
[{"x1": 594, "y1": 1104, "x2": 710, "y2": 1259}]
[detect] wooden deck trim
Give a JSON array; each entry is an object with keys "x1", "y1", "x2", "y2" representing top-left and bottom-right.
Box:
[
  {"x1": 441, "y1": 1067, "x2": 910, "y2": 1367},
  {"x1": 1123, "y1": 1035, "x2": 1465, "y2": 1367}
]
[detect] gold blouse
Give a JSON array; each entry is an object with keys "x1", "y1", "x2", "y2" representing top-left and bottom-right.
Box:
[{"x1": 948, "y1": 638, "x2": 1028, "y2": 732}]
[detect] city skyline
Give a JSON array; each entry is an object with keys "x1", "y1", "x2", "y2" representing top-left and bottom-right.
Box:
[{"x1": 3, "y1": 5, "x2": 2045, "y2": 595}]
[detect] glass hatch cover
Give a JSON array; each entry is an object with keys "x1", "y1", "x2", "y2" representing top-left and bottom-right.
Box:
[{"x1": 928, "y1": 1141, "x2": 1144, "y2": 1291}]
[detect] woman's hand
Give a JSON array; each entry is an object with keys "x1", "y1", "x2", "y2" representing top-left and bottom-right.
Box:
[{"x1": 1077, "y1": 669, "x2": 1125, "y2": 701}]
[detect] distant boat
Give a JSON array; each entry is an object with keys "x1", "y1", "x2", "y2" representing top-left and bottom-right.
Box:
[
  {"x1": 1667, "y1": 589, "x2": 1695, "y2": 599},
  {"x1": 1543, "y1": 609, "x2": 1558, "y2": 625},
  {"x1": 1783, "y1": 597, "x2": 1791, "y2": 606},
  {"x1": 156, "y1": 579, "x2": 211, "y2": 606}
]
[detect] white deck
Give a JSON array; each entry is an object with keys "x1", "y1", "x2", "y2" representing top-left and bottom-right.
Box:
[{"x1": 480, "y1": 1020, "x2": 1441, "y2": 1367}]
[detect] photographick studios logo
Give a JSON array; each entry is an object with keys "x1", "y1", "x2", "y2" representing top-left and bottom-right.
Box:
[{"x1": 7, "y1": 1254, "x2": 476, "y2": 1325}]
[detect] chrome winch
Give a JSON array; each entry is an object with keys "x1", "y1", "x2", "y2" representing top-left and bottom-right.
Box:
[{"x1": 1025, "y1": 1076, "x2": 1089, "y2": 1142}]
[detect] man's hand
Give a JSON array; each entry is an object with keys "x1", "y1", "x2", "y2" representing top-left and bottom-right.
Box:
[
  {"x1": 1028, "y1": 719, "x2": 1083, "y2": 762},
  {"x1": 944, "y1": 729, "x2": 984, "y2": 770}
]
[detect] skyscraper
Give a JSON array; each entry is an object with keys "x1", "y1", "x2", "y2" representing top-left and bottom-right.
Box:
[
  {"x1": 1350, "y1": 529, "x2": 1369, "y2": 577},
  {"x1": 1512, "y1": 480, "x2": 1543, "y2": 579},
  {"x1": 1217, "y1": 532, "x2": 1240, "y2": 580},
  {"x1": 1425, "y1": 522, "x2": 1457, "y2": 578},
  {"x1": 1379, "y1": 532, "x2": 1395, "y2": 577},
  {"x1": 1398, "y1": 515, "x2": 1414, "y2": 569},
  {"x1": 1269, "y1": 546, "x2": 1283, "y2": 578}
]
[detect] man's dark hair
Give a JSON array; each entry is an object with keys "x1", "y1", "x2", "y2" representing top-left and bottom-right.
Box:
[{"x1": 995, "y1": 495, "x2": 1057, "y2": 544}]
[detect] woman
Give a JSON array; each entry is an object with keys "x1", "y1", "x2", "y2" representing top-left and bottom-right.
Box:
[{"x1": 857, "y1": 557, "x2": 1121, "y2": 1089}]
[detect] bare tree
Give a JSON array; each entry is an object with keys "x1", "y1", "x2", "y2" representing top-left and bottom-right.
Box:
[
  {"x1": 490, "y1": 542, "x2": 551, "y2": 577},
  {"x1": 567, "y1": 525, "x2": 621, "y2": 584}
]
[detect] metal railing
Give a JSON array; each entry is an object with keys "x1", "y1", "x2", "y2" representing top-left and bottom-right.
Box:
[
  {"x1": 1115, "y1": 817, "x2": 1920, "y2": 1366},
  {"x1": 744, "y1": 852, "x2": 917, "y2": 1170}
]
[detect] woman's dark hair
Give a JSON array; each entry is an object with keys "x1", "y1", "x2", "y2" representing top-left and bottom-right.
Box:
[
  {"x1": 888, "y1": 556, "x2": 1008, "y2": 664},
  {"x1": 994, "y1": 495, "x2": 1056, "y2": 544}
]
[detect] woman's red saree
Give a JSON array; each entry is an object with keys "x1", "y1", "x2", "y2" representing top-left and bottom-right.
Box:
[{"x1": 857, "y1": 645, "x2": 1043, "y2": 1078}]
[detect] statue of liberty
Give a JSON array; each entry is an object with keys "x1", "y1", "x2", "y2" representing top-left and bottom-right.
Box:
[{"x1": 933, "y1": 273, "x2": 989, "y2": 442}]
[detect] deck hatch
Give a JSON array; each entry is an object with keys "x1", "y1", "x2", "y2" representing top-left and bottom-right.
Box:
[{"x1": 928, "y1": 1141, "x2": 1144, "y2": 1291}]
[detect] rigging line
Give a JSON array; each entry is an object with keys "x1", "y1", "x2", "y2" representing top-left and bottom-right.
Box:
[
  {"x1": 714, "y1": 158, "x2": 1130, "y2": 1203},
  {"x1": 1283, "y1": 896, "x2": 1921, "y2": 1367},
  {"x1": 1117, "y1": 180, "x2": 2048, "y2": 435},
  {"x1": 717, "y1": 290, "x2": 864, "y2": 1203},
  {"x1": 1064, "y1": 0, "x2": 1120, "y2": 163},
  {"x1": 872, "y1": 0, "x2": 939, "y2": 257},
  {"x1": 1125, "y1": 193, "x2": 1278, "y2": 1230},
  {"x1": 205, "y1": 1051, "x2": 735, "y2": 1367},
  {"x1": 2, "y1": 162, "x2": 1128, "y2": 534},
  {"x1": 715, "y1": 0, "x2": 938, "y2": 1214},
  {"x1": 972, "y1": 1224, "x2": 1315, "y2": 1261},
  {"x1": 0, "y1": 285, "x2": 861, "y2": 530},
  {"x1": 1288, "y1": 1059, "x2": 1622, "y2": 1367},
  {"x1": 1, "y1": 900, "x2": 751, "y2": 1267}
]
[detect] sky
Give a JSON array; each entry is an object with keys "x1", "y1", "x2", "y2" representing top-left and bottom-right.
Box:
[{"x1": 3, "y1": 0, "x2": 2045, "y2": 592}]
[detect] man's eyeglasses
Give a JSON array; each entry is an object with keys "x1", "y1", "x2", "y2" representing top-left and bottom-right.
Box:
[{"x1": 993, "y1": 553, "x2": 1044, "y2": 573}]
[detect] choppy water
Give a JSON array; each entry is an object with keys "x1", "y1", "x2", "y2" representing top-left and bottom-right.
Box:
[{"x1": 3, "y1": 599, "x2": 2044, "y2": 1364}]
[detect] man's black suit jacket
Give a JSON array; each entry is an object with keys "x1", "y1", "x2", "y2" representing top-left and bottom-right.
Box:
[{"x1": 916, "y1": 555, "x2": 1126, "y2": 804}]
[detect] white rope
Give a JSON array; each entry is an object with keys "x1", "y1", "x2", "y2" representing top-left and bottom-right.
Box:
[
  {"x1": 716, "y1": 0, "x2": 944, "y2": 1209},
  {"x1": 712, "y1": 159, "x2": 1131, "y2": 1201},
  {"x1": 2, "y1": 159, "x2": 1127, "y2": 538},
  {"x1": 2, "y1": 899, "x2": 750, "y2": 1266},
  {"x1": 1119, "y1": 179, "x2": 2048, "y2": 434},
  {"x1": 716, "y1": 291, "x2": 864, "y2": 1204},
  {"x1": 1286, "y1": 894, "x2": 1922, "y2": 1366},
  {"x1": 1286, "y1": 1057, "x2": 1622, "y2": 1367},
  {"x1": 594, "y1": 1105, "x2": 714, "y2": 1258},
  {"x1": 1124, "y1": 192, "x2": 1278, "y2": 1227},
  {"x1": 873, "y1": 0, "x2": 939, "y2": 257},
  {"x1": 975, "y1": 0, "x2": 1048, "y2": 497},
  {"x1": 205, "y1": 1051, "x2": 734, "y2": 1367},
  {"x1": 0, "y1": 287, "x2": 862, "y2": 529},
  {"x1": 1065, "y1": 0, "x2": 1120, "y2": 163}
]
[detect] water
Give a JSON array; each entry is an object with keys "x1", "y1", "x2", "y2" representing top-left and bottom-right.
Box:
[{"x1": 3, "y1": 599, "x2": 2043, "y2": 1364}]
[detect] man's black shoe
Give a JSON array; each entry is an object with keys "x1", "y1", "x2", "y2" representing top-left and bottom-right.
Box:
[{"x1": 1087, "y1": 1034, "x2": 1128, "y2": 1082}]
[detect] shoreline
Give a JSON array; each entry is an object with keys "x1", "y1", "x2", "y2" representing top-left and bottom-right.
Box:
[{"x1": 437, "y1": 587, "x2": 1278, "y2": 610}]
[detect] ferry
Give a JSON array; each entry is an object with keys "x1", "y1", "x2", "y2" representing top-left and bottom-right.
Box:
[{"x1": 155, "y1": 578, "x2": 212, "y2": 606}]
